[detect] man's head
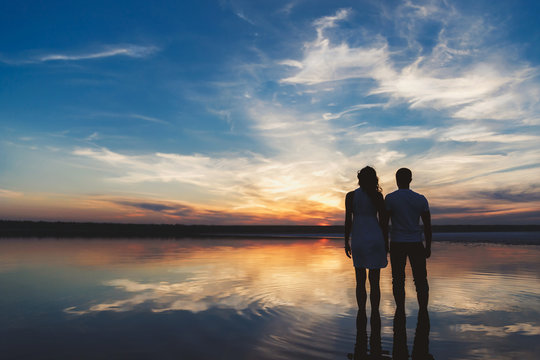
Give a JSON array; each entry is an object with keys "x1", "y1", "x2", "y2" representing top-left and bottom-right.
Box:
[{"x1": 396, "y1": 168, "x2": 412, "y2": 189}]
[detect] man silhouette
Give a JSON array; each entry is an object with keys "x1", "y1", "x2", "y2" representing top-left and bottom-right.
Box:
[{"x1": 385, "y1": 168, "x2": 431, "y2": 312}]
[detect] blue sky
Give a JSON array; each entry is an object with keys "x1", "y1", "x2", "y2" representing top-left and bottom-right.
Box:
[{"x1": 1, "y1": 0, "x2": 539, "y2": 224}]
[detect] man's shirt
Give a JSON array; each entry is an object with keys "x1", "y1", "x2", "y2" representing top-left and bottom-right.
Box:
[{"x1": 385, "y1": 189, "x2": 429, "y2": 243}]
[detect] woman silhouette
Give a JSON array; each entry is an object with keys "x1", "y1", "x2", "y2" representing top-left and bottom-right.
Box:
[{"x1": 344, "y1": 166, "x2": 388, "y2": 315}]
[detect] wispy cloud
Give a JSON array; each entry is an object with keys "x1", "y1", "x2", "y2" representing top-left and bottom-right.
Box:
[
  {"x1": 39, "y1": 45, "x2": 158, "y2": 61},
  {"x1": 235, "y1": 11, "x2": 255, "y2": 25},
  {"x1": 477, "y1": 186, "x2": 540, "y2": 203},
  {"x1": 84, "y1": 112, "x2": 169, "y2": 125},
  {"x1": 126, "y1": 113, "x2": 169, "y2": 125},
  {"x1": 0, "y1": 189, "x2": 23, "y2": 198},
  {"x1": 437, "y1": 124, "x2": 540, "y2": 143},
  {"x1": 276, "y1": 1, "x2": 298, "y2": 16},
  {"x1": 372, "y1": 61, "x2": 539, "y2": 122},
  {"x1": 1, "y1": 44, "x2": 159, "y2": 65},
  {"x1": 113, "y1": 200, "x2": 195, "y2": 217},
  {"x1": 356, "y1": 127, "x2": 436, "y2": 144},
  {"x1": 313, "y1": 8, "x2": 350, "y2": 37},
  {"x1": 280, "y1": 8, "x2": 392, "y2": 85},
  {"x1": 322, "y1": 103, "x2": 385, "y2": 121},
  {"x1": 85, "y1": 132, "x2": 100, "y2": 141}
]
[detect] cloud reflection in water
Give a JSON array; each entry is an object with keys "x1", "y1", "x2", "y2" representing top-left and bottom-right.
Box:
[{"x1": 64, "y1": 239, "x2": 360, "y2": 316}]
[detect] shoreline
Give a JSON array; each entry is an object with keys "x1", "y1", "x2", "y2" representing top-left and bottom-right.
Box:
[{"x1": 1, "y1": 220, "x2": 539, "y2": 241}]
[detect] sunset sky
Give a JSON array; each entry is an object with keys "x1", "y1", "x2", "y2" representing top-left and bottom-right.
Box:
[{"x1": 1, "y1": 0, "x2": 539, "y2": 224}]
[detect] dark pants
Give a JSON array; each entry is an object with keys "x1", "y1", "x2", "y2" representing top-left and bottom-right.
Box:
[{"x1": 390, "y1": 241, "x2": 429, "y2": 309}]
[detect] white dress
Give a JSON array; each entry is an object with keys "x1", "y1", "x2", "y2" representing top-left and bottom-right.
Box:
[{"x1": 351, "y1": 188, "x2": 388, "y2": 269}]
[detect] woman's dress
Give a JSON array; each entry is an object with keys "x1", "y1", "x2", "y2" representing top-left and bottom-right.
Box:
[{"x1": 350, "y1": 188, "x2": 388, "y2": 269}]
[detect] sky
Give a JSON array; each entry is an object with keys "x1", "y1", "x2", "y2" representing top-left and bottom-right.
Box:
[{"x1": 1, "y1": 0, "x2": 539, "y2": 225}]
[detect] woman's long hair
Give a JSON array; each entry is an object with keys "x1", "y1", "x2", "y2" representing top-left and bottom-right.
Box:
[{"x1": 357, "y1": 166, "x2": 383, "y2": 209}]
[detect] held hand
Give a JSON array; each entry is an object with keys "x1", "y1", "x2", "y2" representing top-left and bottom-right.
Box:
[
  {"x1": 345, "y1": 243, "x2": 351, "y2": 258},
  {"x1": 425, "y1": 246, "x2": 431, "y2": 259}
]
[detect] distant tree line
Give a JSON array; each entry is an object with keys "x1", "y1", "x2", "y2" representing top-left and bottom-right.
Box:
[{"x1": 0, "y1": 220, "x2": 539, "y2": 239}]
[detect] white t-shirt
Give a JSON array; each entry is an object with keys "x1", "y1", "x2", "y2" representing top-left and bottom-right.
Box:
[{"x1": 385, "y1": 188, "x2": 429, "y2": 243}]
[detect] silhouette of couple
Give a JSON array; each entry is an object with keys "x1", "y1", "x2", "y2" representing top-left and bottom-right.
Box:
[{"x1": 344, "y1": 167, "x2": 433, "y2": 359}]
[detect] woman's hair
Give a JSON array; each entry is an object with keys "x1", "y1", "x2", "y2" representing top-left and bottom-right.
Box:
[{"x1": 357, "y1": 166, "x2": 383, "y2": 208}]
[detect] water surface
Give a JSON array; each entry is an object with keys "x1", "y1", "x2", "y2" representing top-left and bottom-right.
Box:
[{"x1": 0, "y1": 237, "x2": 539, "y2": 359}]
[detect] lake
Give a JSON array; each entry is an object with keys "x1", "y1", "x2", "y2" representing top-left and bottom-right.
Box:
[{"x1": 1, "y1": 236, "x2": 539, "y2": 359}]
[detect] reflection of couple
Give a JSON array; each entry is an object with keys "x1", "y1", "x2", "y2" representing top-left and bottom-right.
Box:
[
  {"x1": 350, "y1": 308, "x2": 431, "y2": 360},
  {"x1": 344, "y1": 167, "x2": 432, "y2": 359}
]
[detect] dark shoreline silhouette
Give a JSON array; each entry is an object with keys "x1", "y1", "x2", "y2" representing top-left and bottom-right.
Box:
[{"x1": 1, "y1": 220, "x2": 539, "y2": 239}]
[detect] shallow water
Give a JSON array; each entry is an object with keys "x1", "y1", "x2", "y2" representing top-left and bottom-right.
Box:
[{"x1": 0, "y1": 237, "x2": 539, "y2": 359}]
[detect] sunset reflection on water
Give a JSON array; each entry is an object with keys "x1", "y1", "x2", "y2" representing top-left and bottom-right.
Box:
[{"x1": 0, "y1": 237, "x2": 539, "y2": 359}]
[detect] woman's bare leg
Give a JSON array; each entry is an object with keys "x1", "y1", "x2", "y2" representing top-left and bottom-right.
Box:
[
  {"x1": 368, "y1": 269, "x2": 381, "y2": 311},
  {"x1": 355, "y1": 267, "x2": 367, "y2": 310},
  {"x1": 354, "y1": 267, "x2": 368, "y2": 357}
]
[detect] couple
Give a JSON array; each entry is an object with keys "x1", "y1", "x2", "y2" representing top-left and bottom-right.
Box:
[{"x1": 344, "y1": 166, "x2": 431, "y2": 316}]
